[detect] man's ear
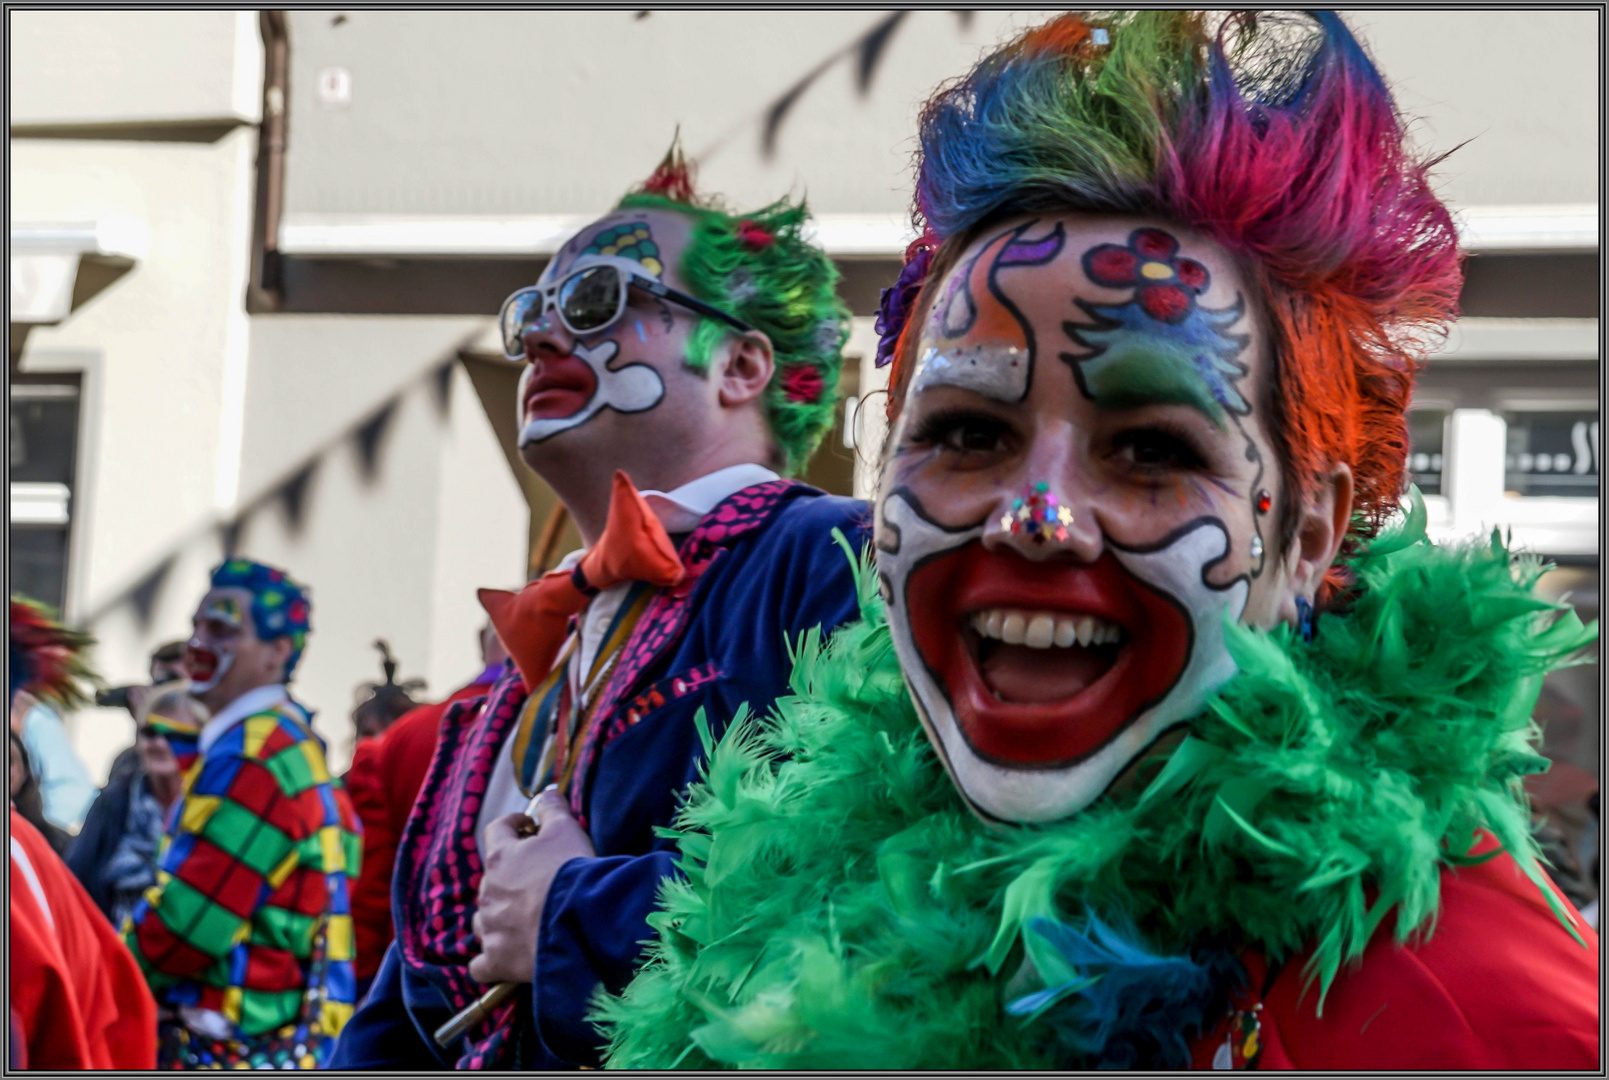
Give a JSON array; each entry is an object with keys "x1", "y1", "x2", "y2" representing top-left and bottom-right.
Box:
[
  {"x1": 1280, "y1": 463, "x2": 1354, "y2": 619},
  {"x1": 714, "y1": 331, "x2": 775, "y2": 409},
  {"x1": 266, "y1": 635, "x2": 296, "y2": 681}
]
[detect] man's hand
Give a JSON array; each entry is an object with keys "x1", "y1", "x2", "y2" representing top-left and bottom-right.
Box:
[{"x1": 467, "y1": 788, "x2": 596, "y2": 985}]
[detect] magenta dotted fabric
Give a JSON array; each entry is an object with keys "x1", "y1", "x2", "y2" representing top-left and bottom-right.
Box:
[
  {"x1": 391, "y1": 480, "x2": 802, "y2": 1066},
  {"x1": 564, "y1": 480, "x2": 800, "y2": 824},
  {"x1": 393, "y1": 669, "x2": 528, "y2": 1068}
]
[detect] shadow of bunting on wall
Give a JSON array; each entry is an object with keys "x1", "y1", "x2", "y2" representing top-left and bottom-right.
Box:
[
  {"x1": 71, "y1": 355, "x2": 466, "y2": 629},
  {"x1": 761, "y1": 10, "x2": 974, "y2": 157}
]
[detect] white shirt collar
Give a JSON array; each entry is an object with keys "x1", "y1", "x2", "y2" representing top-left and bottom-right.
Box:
[
  {"x1": 555, "y1": 463, "x2": 780, "y2": 570},
  {"x1": 640, "y1": 463, "x2": 780, "y2": 535},
  {"x1": 198, "y1": 683, "x2": 289, "y2": 754}
]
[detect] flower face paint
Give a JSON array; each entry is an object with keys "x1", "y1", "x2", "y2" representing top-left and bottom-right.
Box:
[{"x1": 878, "y1": 214, "x2": 1287, "y2": 823}]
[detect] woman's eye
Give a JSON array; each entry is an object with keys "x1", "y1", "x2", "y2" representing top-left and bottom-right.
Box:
[
  {"x1": 1113, "y1": 427, "x2": 1207, "y2": 470},
  {"x1": 908, "y1": 410, "x2": 1012, "y2": 456}
]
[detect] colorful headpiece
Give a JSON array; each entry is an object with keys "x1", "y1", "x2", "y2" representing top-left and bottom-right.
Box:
[
  {"x1": 9, "y1": 597, "x2": 97, "y2": 709},
  {"x1": 614, "y1": 137, "x2": 851, "y2": 476},
  {"x1": 208, "y1": 559, "x2": 312, "y2": 677},
  {"x1": 877, "y1": 11, "x2": 1462, "y2": 586}
]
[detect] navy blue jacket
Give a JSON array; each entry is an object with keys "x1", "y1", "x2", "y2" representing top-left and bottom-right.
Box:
[{"x1": 332, "y1": 483, "x2": 870, "y2": 1069}]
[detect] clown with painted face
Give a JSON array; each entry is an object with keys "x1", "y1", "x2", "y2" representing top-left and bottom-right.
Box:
[
  {"x1": 602, "y1": 12, "x2": 1599, "y2": 1071},
  {"x1": 124, "y1": 559, "x2": 363, "y2": 1068},
  {"x1": 332, "y1": 145, "x2": 870, "y2": 1070}
]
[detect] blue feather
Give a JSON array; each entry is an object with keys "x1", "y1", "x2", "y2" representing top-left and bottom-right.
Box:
[{"x1": 1007, "y1": 915, "x2": 1239, "y2": 1069}]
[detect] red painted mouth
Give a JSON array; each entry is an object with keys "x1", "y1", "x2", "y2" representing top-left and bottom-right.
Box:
[
  {"x1": 907, "y1": 543, "x2": 1190, "y2": 767},
  {"x1": 184, "y1": 645, "x2": 219, "y2": 684},
  {"x1": 522, "y1": 352, "x2": 599, "y2": 422}
]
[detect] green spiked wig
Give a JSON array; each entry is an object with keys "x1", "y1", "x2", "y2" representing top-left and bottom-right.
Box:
[{"x1": 615, "y1": 140, "x2": 850, "y2": 476}]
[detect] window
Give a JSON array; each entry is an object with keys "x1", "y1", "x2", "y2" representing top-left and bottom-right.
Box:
[
  {"x1": 1406, "y1": 408, "x2": 1447, "y2": 497},
  {"x1": 9, "y1": 378, "x2": 81, "y2": 612},
  {"x1": 1504, "y1": 410, "x2": 1599, "y2": 498}
]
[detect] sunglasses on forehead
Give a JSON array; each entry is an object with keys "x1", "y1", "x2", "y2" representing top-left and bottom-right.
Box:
[{"x1": 498, "y1": 257, "x2": 753, "y2": 360}]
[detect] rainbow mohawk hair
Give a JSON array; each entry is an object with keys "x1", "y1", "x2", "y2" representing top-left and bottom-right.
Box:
[
  {"x1": 889, "y1": 11, "x2": 1462, "y2": 583},
  {"x1": 617, "y1": 138, "x2": 850, "y2": 476},
  {"x1": 9, "y1": 597, "x2": 98, "y2": 709}
]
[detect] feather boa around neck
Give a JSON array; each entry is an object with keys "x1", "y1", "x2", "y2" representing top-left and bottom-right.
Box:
[{"x1": 596, "y1": 498, "x2": 1597, "y2": 1070}]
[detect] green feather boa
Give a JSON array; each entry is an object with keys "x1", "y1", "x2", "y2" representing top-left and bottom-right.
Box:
[{"x1": 596, "y1": 499, "x2": 1597, "y2": 1069}]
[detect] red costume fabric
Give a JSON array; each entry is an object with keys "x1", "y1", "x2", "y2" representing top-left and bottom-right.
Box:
[
  {"x1": 1191, "y1": 838, "x2": 1599, "y2": 1070},
  {"x1": 348, "y1": 680, "x2": 492, "y2": 980},
  {"x1": 9, "y1": 807, "x2": 159, "y2": 1069}
]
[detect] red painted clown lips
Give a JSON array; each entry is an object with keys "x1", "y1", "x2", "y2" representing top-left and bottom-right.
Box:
[
  {"x1": 907, "y1": 543, "x2": 1190, "y2": 766},
  {"x1": 523, "y1": 351, "x2": 600, "y2": 421},
  {"x1": 183, "y1": 644, "x2": 221, "y2": 684}
]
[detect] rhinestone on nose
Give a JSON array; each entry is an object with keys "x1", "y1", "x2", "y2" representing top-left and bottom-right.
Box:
[{"x1": 1003, "y1": 481, "x2": 1074, "y2": 544}]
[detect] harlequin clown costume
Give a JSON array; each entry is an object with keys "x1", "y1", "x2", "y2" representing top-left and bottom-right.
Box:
[
  {"x1": 123, "y1": 559, "x2": 362, "y2": 1069},
  {"x1": 596, "y1": 12, "x2": 1600, "y2": 1070},
  {"x1": 9, "y1": 598, "x2": 159, "y2": 1070},
  {"x1": 331, "y1": 151, "x2": 870, "y2": 1069}
]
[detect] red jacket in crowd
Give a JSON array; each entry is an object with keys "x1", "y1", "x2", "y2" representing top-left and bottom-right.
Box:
[
  {"x1": 347, "y1": 676, "x2": 498, "y2": 981},
  {"x1": 10, "y1": 807, "x2": 159, "y2": 1069}
]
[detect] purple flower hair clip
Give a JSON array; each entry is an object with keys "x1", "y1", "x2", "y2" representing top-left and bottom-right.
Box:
[{"x1": 874, "y1": 237, "x2": 935, "y2": 369}]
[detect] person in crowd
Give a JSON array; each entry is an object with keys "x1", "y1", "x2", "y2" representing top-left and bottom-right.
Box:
[
  {"x1": 106, "y1": 639, "x2": 190, "y2": 784},
  {"x1": 346, "y1": 622, "x2": 509, "y2": 995},
  {"x1": 332, "y1": 141, "x2": 869, "y2": 1069},
  {"x1": 9, "y1": 597, "x2": 158, "y2": 1069},
  {"x1": 10, "y1": 687, "x2": 96, "y2": 833},
  {"x1": 124, "y1": 560, "x2": 362, "y2": 1069},
  {"x1": 11, "y1": 728, "x2": 72, "y2": 855},
  {"x1": 349, "y1": 640, "x2": 424, "y2": 744},
  {"x1": 68, "y1": 683, "x2": 205, "y2": 928},
  {"x1": 599, "y1": 12, "x2": 1599, "y2": 1070}
]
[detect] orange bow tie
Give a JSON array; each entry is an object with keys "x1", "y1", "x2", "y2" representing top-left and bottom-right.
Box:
[{"x1": 479, "y1": 471, "x2": 685, "y2": 692}]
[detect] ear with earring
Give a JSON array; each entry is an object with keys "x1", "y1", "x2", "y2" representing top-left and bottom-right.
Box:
[{"x1": 1294, "y1": 596, "x2": 1315, "y2": 643}]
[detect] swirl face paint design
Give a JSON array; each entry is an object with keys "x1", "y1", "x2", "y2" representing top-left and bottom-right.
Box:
[
  {"x1": 879, "y1": 217, "x2": 1270, "y2": 824},
  {"x1": 516, "y1": 337, "x2": 666, "y2": 447},
  {"x1": 879, "y1": 491, "x2": 1244, "y2": 823}
]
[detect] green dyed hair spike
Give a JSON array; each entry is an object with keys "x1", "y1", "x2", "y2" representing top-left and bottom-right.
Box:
[{"x1": 618, "y1": 139, "x2": 850, "y2": 476}]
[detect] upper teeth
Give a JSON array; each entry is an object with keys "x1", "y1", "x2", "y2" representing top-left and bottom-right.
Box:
[{"x1": 969, "y1": 609, "x2": 1124, "y2": 649}]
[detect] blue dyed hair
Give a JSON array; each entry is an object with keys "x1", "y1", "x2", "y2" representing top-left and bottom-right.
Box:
[{"x1": 208, "y1": 559, "x2": 312, "y2": 678}]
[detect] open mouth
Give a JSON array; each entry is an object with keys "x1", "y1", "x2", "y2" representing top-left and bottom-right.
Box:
[
  {"x1": 522, "y1": 352, "x2": 599, "y2": 422},
  {"x1": 907, "y1": 543, "x2": 1191, "y2": 767},
  {"x1": 184, "y1": 645, "x2": 220, "y2": 685}
]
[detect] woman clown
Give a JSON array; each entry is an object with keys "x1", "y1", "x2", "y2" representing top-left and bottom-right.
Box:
[{"x1": 597, "y1": 10, "x2": 1599, "y2": 1071}]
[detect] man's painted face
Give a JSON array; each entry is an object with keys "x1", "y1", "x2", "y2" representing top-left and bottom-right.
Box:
[
  {"x1": 185, "y1": 588, "x2": 252, "y2": 693},
  {"x1": 515, "y1": 210, "x2": 698, "y2": 452},
  {"x1": 877, "y1": 214, "x2": 1291, "y2": 824}
]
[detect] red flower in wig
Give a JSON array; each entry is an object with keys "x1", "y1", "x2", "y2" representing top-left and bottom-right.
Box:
[
  {"x1": 1084, "y1": 227, "x2": 1211, "y2": 324},
  {"x1": 736, "y1": 220, "x2": 775, "y2": 251},
  {"x1": 780, "y1": 365, "x2": 825, "y2": 404}
]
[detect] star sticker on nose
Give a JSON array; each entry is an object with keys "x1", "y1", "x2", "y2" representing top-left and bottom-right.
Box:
[{"x1": 1005, "y1": 482, "x2": 1074, "y2": 544}]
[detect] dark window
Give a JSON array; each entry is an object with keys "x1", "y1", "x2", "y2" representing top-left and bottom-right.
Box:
[
  {"x1": 1504, "y1": 411, "x2": 1599, "y2": 498},
  {"x1": 9, "y1": 379, "x2": 81, "y2": 612},
  {"x1": 1406, "y1": 409, "x2": 1446, "y2": 497}
]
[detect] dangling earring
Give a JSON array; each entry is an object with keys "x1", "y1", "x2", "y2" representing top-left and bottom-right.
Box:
[{"x1": 1294, "y1": 596, "x2": 1315, "y2": 644}]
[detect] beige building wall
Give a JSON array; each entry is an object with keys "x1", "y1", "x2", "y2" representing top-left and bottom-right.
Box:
[
  {"x1": 11, "y1": 11, "x2": 529, "y2": 778},
  {"x1": 9, "y1": 9, "x2": 1600, "y2": 785}
]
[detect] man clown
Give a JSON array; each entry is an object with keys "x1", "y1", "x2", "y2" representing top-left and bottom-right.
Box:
[
  {"x1": 331, "y1": 144, "x2": 870, "y2": 1069},
  {"x1": 125, "y1": 559, "x2": 362, "y2": 1069},
  {"x1": 599, "y1": 12, "x2": 1599, "y2": 1071}
]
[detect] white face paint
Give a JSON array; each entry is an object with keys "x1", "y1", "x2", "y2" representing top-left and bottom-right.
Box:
[
  {"x1": 186, "y1": 647, "x2": 234, "y2": 694},
  {"x1": 513, "y1": 251, "x2": 673, "y2": 447},
  {"x1": 515, "y1": 338, "x2": 666, "y2": 447},
  {"x1": 878, "y1": 489, "x2": 1246, "y2": 824}
]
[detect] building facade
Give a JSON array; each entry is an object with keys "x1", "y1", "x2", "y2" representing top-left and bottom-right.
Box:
[{"x1": 10, "y1": 12, "x2": 1599, "y2": 814}]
